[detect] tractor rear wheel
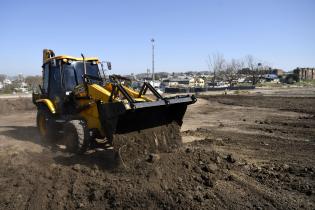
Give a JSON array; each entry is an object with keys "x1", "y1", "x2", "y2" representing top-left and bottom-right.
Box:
[
  {"x1": 36, "y1": 106, "x2": 58, "y2": 141},
  {"x1": 64, "y1": 120, "x2": 90, "y2": 154}
]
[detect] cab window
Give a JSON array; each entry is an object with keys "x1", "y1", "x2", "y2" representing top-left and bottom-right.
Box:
[
  {"x1": 49, "y1": 62, "x2": 63, "y2": 99},
  {"x1": 63, "y1": 64, "x2": 77, "y2": 91},
  {"x1": 43, "y1": 64, "x2": 49, "y2": 93}
]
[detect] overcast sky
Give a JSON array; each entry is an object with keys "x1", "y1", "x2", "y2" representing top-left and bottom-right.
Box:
[{"x1": 0, "y1": 0, "x2": 314, "y2": 76}]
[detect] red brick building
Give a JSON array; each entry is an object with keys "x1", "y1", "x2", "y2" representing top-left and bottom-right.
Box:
[{"x1": 293, "y1": 68, "x2": 315, "y2": 80}]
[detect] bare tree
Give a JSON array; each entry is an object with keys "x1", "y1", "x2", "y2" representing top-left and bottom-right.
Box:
[
  {"x1": 221, "y1": 59, "x2": 243, "y2": 87},
  {"x1": 244, "y1": 55, "x2": 265, "y2": 85},
  {"x1": 206, "y1": 53, "x2": 225, "y2": 87},
  {"x1": 0, "y1": 74, "x2": 6, "y2": 82},
  {"x1": 25, "y1": 75, "x2": 42, "y2": 90}
]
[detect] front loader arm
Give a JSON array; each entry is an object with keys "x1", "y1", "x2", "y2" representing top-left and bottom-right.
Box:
[{"x1": 87, "y1": 84, "x2": 112, "y2": 102}]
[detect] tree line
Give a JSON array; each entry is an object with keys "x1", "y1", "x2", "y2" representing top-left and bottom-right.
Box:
[
  {"x1": 207, "y1": 53, "x2": 271, "y2": 87},
  {"x1": 0, "y1": 74, "x2": 42, "y2": 93}
]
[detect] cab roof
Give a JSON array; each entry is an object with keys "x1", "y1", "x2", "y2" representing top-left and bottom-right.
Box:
[{"x1": 44, "y1": 55, "x2": 99, "y2": 64}]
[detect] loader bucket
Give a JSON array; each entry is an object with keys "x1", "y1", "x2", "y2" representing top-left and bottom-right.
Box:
[{"x1": 98, "y1": 95, "x2": 196, "y2": 152}]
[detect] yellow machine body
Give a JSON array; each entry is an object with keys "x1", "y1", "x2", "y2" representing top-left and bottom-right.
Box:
[{"x1": 33, "y1": 49, "x2": 196, "y2": 150}]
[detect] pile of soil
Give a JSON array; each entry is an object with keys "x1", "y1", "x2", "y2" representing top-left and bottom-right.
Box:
[
  {"x1": 1, "y1": 137, "x2": 313, "y2": 209},
  {"x1": 0, "y1": 139, "x2": 231, "y2": 210},
  {"x1": 113, "y1": 122, "x2": 182, "y2": 152},
  {"x1": 0, "y1": 97, "x2": 35, "y2": 114}
]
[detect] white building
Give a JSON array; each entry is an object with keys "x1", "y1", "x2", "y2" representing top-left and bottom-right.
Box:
[
  {"x1": 14, "y1": 81, "x2": 29, "y2": 93},
  {"x1": 149, "y1": 80, "x2": 161, "y2": 89},
  {"x1": 189, "y1": 77, "x2": 205, "y2": 87},
  {"x1": 3, "y1": 79, "x2": 12, "y2": 85}
]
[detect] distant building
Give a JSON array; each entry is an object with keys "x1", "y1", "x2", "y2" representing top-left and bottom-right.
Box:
[
  {"x1": 14, "y1": 81, "x2": 29, "y2": 93},
  {"x1": 190, "y1": 77, "x2": 205, "y2": 87},
  {"x1": 263, "y1": 74, "x2": 278, "y2": 80},
  {"x1": 238, "y1": 68, "x2": 284, "y2": 77},
  {"x1": 262, "y1": 74, "x2": 280, "y2": 83},
  {"x1": 271, "y1": 69, "x2": 285, "y2": 77},
  {"x1": 0, "y1": 82, "x2": 3, "y2": 89},
  {"x1": 162, "y1": 76, "x2": 204, "y2": 88},
  {"x1": 3, "y1": 79, "x2": 12, "y2": 86},
  {"x1": 162, "y1": 77, "x2": 190, "y2": 87},
  {"x1": 207, "y1": 81, "x2": 229, "y2": 88},
  {"x1": 149, "y1": 80, "x2": 161, "y2": 88},
  {"x1": 293, "y1": 68, "x2": 315, "y2": 81}
]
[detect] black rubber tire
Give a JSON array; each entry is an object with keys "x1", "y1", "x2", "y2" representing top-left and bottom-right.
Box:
[
  {"x1": 36, "y1": 106, "x2": 58, "y2": 142},
  {"x1": 64, "y1": 120, "x2": 90, "y2": 154}
]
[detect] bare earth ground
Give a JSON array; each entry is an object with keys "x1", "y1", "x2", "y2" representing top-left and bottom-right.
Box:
[{"x1": 0, "y1": 87, "x2": 314, "y2": 209}]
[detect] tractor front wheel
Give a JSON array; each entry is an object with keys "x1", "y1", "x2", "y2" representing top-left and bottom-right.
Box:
[
  {"x1": 36, "y1": 107, "x2": 58, "y2": 141},
  {"x1": 64, "y1": 120, "x2": 90, "y2": 154}
]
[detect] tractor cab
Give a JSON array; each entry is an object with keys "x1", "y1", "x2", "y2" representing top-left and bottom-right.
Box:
[
  {"x1": 38, "y1": 50, "x2": 105, "y2": 114},
  {"x1": 42, "y1": 58, "x2": 102, "y2": 95}
]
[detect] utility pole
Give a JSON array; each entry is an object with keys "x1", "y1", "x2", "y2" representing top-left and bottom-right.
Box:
[{"x1": 151, "y1": 38, "x2": 155, "y2": 82}]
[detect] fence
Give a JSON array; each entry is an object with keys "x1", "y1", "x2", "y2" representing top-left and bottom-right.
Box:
[{"x1": 164, "y1": 86, "x2": 255, "y2": 93}]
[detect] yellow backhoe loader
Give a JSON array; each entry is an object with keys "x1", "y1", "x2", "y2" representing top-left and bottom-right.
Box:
[{"x1": 32, "y1": 49, "x2": 196, "y2": 153}]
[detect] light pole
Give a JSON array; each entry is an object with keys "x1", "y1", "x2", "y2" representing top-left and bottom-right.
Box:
[{"x1": 151, "y1": 38, "x2": 155, "y2": 82}]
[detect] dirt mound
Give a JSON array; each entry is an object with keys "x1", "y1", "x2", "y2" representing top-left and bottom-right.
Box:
[
  {"x1": 114, "y1": 121, "x2": 181, "y2": 151},
  {"x1": 0, "y1": 97, "x2": 35, "y2": 114},
  {"x1": 2, "y1": 137, "x2": 313, "y2": 210},
  {"x1": 112, "y1": 122, "x2": 182, "y2": 168},
  {"x1": 0, "y1": 139, "x2": 233, "y2": 210}
]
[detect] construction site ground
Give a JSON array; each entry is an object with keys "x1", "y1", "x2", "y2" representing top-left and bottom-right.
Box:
[{"x1": 0, "y1": 87, "x2": 314, "y2": 209}]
